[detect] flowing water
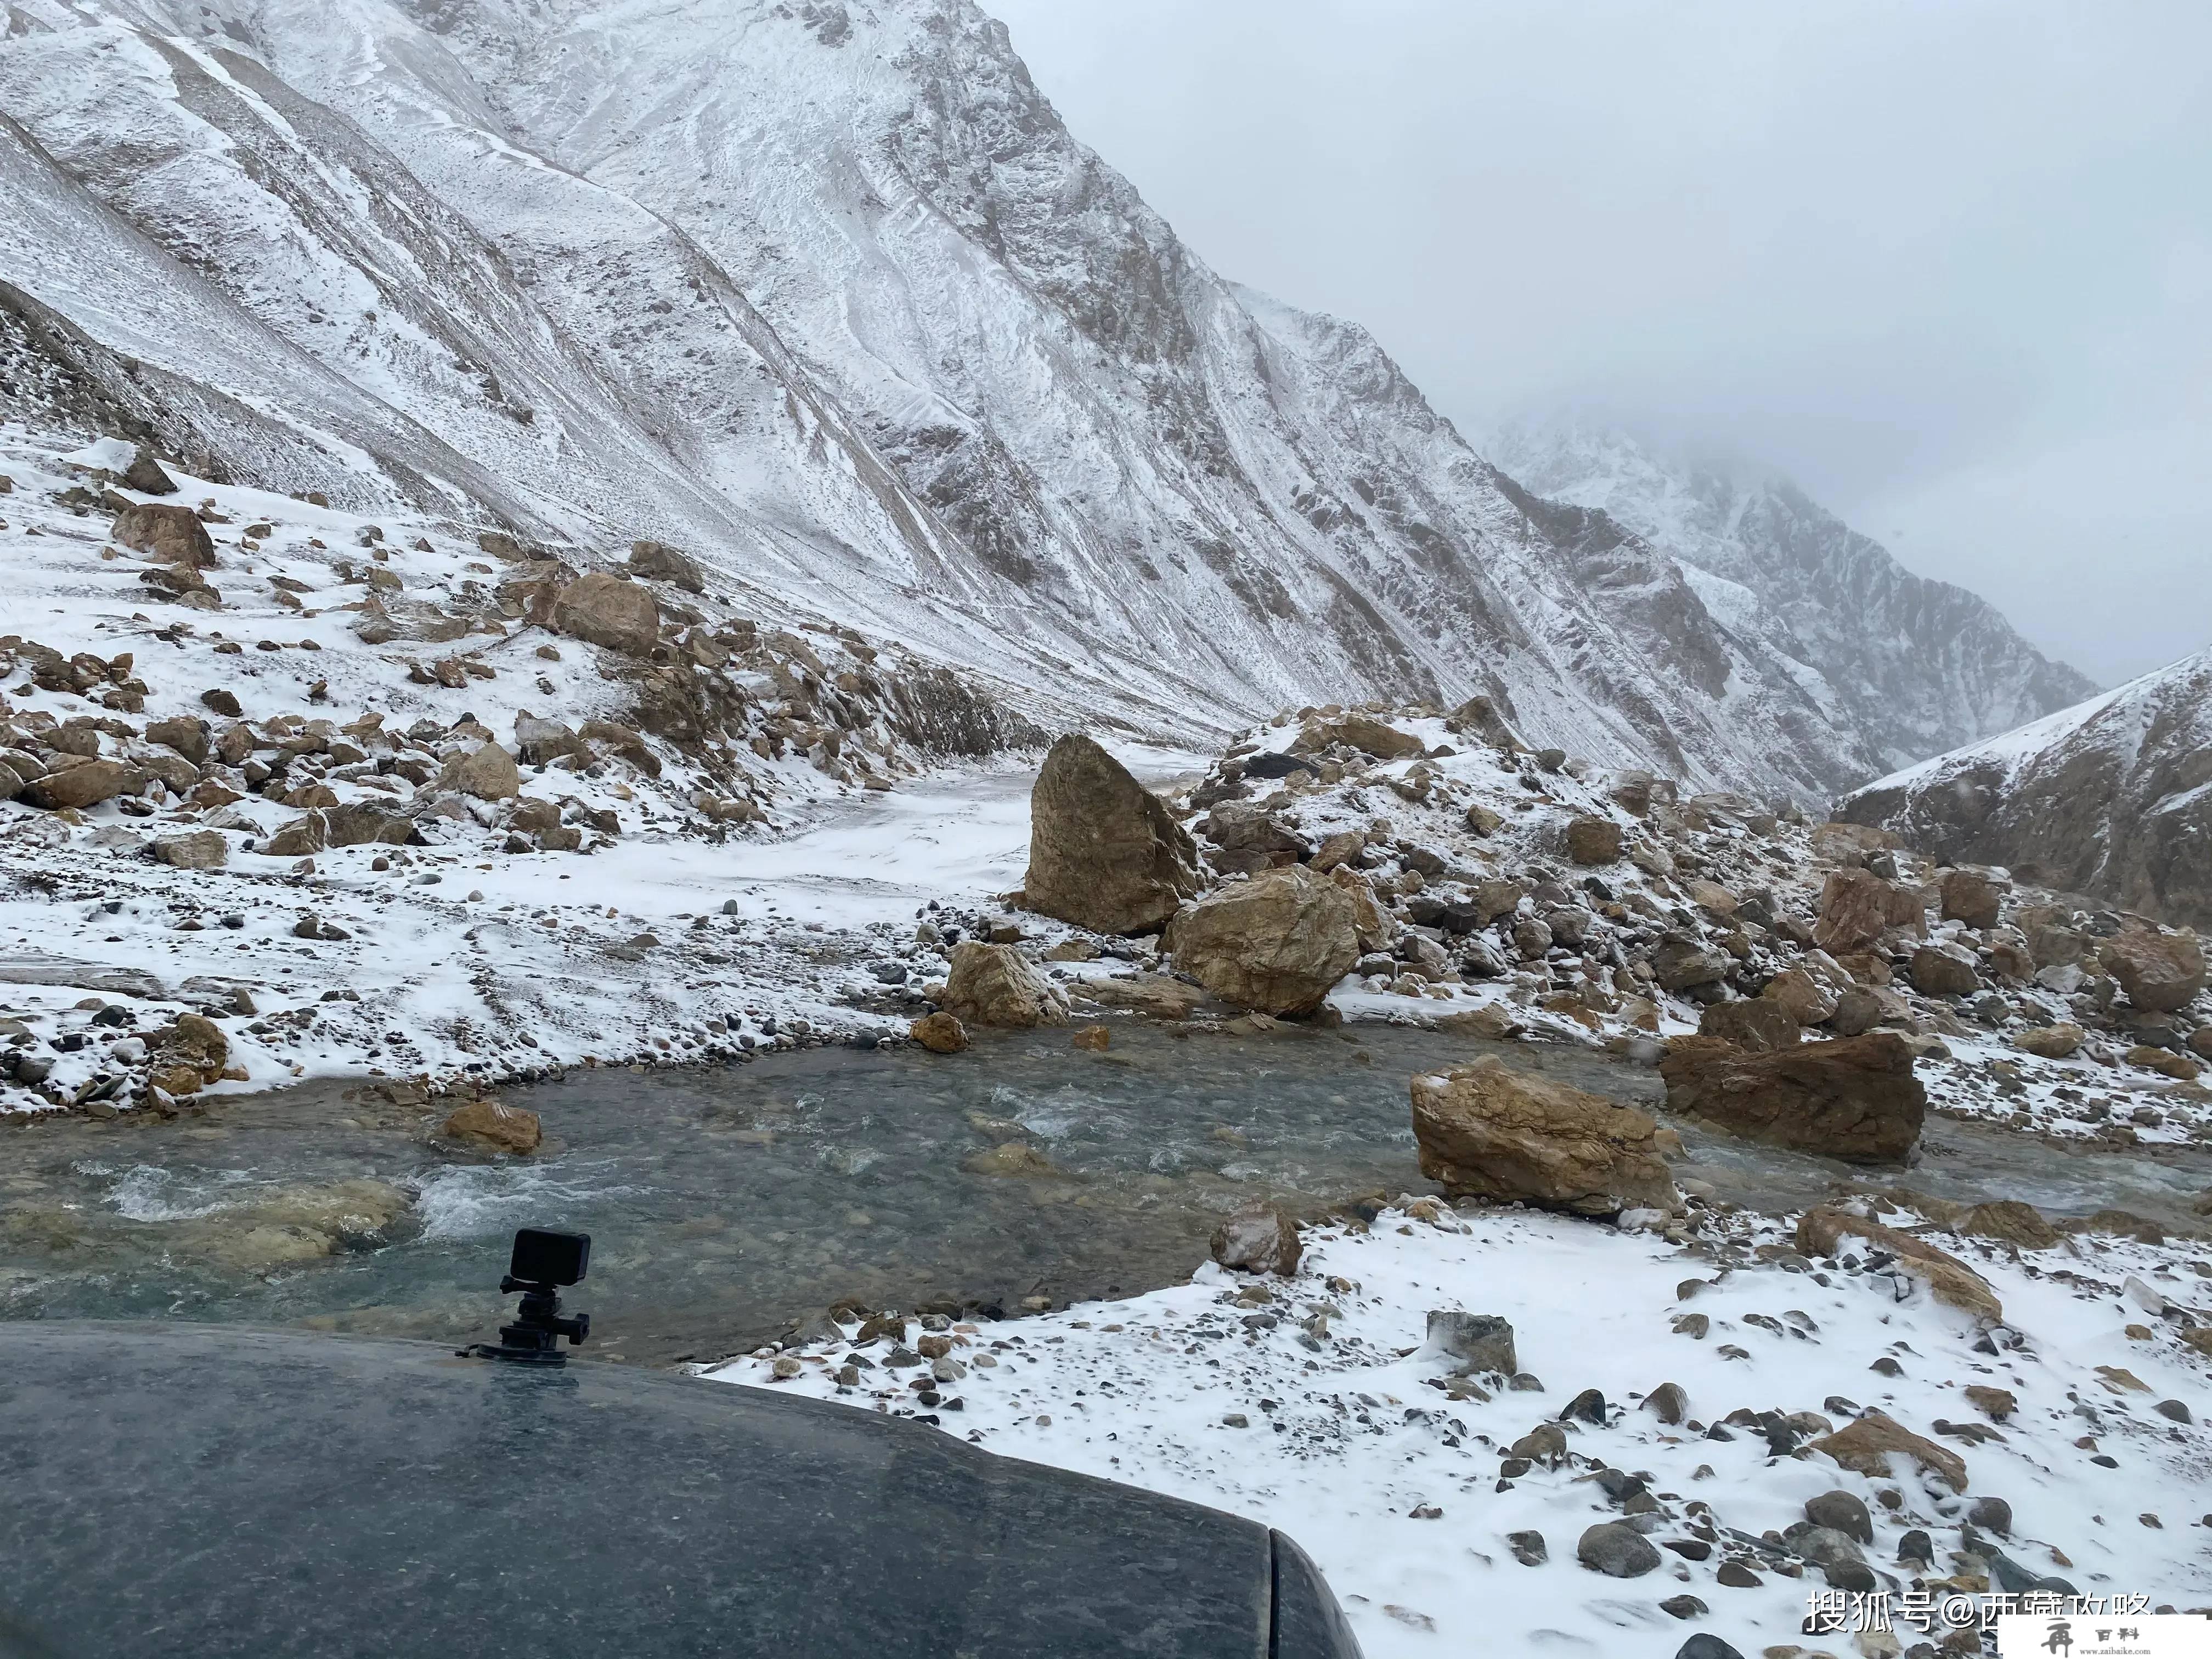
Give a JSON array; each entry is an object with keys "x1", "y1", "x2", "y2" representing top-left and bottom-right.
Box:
[{"x1": 5, "y1": 1023, "x2": 2207, "y2": 1365}]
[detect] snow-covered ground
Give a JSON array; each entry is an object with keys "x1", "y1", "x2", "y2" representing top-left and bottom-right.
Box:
[{"x1": 711, "y1": 1197, "x2": 2212, "y2": 1657}]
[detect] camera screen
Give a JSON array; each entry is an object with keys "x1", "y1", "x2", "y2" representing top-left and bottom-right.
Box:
[{"x1": 509, "y1": 1227, "x2": 590, "y2": 1286}]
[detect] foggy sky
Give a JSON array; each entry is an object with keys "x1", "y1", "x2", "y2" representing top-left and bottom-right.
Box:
[{"x1": 988, "y1": 0, "x2": 2211, "y2": 689}]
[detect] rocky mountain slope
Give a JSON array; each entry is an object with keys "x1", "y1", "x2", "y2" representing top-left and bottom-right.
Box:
[
  {"x1": 1487, "y1": 420, "x2": 2097, "y2": 777},
  {"x1": 0, "y1": 0, "x2": 2073, "y2": 804},
  {"x1": 1838, "y1": 646, "x2": 2212, "y2": 929}
]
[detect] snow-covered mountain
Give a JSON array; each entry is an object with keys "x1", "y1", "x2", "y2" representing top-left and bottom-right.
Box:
[
  {"x1": 1486, "y1": 420, "x2": 2097, "y2": 778},
  {"x1": 0, "y1": 0, "x2": 2078, "y2": 801},
  {"x1": 1837, "y1": 646, "x2": 2212, "y2": 928}
]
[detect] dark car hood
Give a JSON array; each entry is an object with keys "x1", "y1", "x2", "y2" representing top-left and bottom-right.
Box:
[{"x1": 0, "y1": 1323, "x2": 1287, "y2": 1658}]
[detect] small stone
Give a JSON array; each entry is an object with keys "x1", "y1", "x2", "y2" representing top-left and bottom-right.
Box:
[
  {"x1": 771, "y1": 1355, "x2": 804, "y2": 1380},
  {"x1": 1576, "y1": 1521, "x2": 1660, "y2": 1578}
]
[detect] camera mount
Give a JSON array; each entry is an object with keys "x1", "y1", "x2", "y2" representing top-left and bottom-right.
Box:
[{"x1": 464, "y1": 1227, "x2": 592, "y2": 1367}]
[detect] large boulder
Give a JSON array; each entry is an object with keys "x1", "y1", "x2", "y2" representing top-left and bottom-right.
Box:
[
  {"x1": 1908, "y1": 944, "x2": 1981, "y2": 998},
  {"x1": 1169, "y1": 864, "x2": 1360, "y2": 1017},
  {"x1": 1696, "y1": 998, "x2": 1801, "y2": 1053},
  {"x1": 939, "y1": 942, "x2": 1069, "y2": 1029},
  {"x1": 111, "y1": 503, "x2": 214, "y2": 567},
  {"x1": 1409, "y1": 1056, "x2": 1678, "y2": 1216},
  {"x1": 1814, "y1": 868, "x2": 1923, "y2": 953},
  {"x1": 1023, "y1": 734, "x2": 1201, "y2": 935},
  {"x1": 1649, "y1": 933, "x2": 1730, "y2": 994},
  {"x1": 2100, "y1": 927, "x2": 2206, "y2": 1013},
  {"x1": 1660, "y1": 1032, "x2": 1926, "y2": 1164},
  {"x1": 553, "y1": 572, "x2": 661, "y2": 656},
  {"x1": 154, "y1": 830, "x2": 227, "y2": 870}
]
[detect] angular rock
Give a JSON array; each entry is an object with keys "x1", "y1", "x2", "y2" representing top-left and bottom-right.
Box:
[
  {"x1": 144, "y1": 716, "x2": 210, "y2": 766},
  {"x1": 2101, "y1": 928, "x2": 2207, "y2": 1013},
  {"x1": 939, "y1": 941, "x2": 1069, "y2": 1029},
  {"x1": 909, "y1": 1012, "x2": 969, "y2": 1053},
  {"x1": 1024, "y1": 734, "x2": 1201, "y2": 935},
  {"x1": 1660, "y1": 1032, "x2": 1926, "y2": 1164},
  {"x1": 154, "y1": 830, "x2": 227, "y2": 870},
  {"x1": 1210, "y1": 1207, "x2": 1302, "y2": 1276},
  {"x1": 1169, "y1": 864, "x2": 1359, "y2": 1017},
  {"x1": 1426, "y1": 1311, "x2": 1515, "y2": 1376},
  {"x1": 627, "y1": 539, "x2": 705, "y2": 593},
  {"x1": 1410, "y1": 1056, "x2": 1678, "y2": 1216},
  {"x1": 122, "y1": 446, "x2": 179, "y2": 494},
  {"x1": 554, "y1": 572, "x2": 661, "y2": 657},
  {"x1": 111, "y1": 503, "x2": 215, "y2": 567},
  {"x1": 1809, "y1": 1409, "x2": 1967, "y2": 1491},
  {"x1": 1797, "y1": 1205, "x2": 2002, "y2": 1323},
  {"x1": 1827, "y1": 989, "x2": 1888, "y2": 1037},
  {"x1": 441, "y1": 1098, "x2": 543, "y2": 1155},
  {"x1": 1643, "y1": 1381, "x2": 1688, "y2": 1425},
  {"x1": 1696, "y1": 998, "x2": 1801, "y2": 1053},
  {"x1": 1565, "y1": 817, "x2": 1623, "y2": 865}
]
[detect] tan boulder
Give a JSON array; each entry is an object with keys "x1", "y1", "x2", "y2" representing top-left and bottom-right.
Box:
[
  {"x1": 1168, "y1": 864, "x2": 1360, "y2": 1017},
  {"x1": 1762, "y1": 967, "x2": 1839, "y2": 1026},
  {"x1": 1808, "y1": 1409, "x2": 1967, "y2": 1491},
  {"x1": 144, "y1": 716, "x2": 210, "y2": 766},
  {"x1": 553, "y1": 572, "x2": 661, "y2": 657},
  {"x1": 1696, "y1": 998, "x2": 1801, "y2": 1053},
  {"x1": 1023, "y1": 734, "x2": 1201, "y2": 935},
  {"x1": 940, "y1": 941, "x2": 1069, "y2": 1029},
  {"x1": 2011, "y1": 1023, "x2": 2084, "y2": 1059},
  {"x1": 441, "y1": 741, "x2": 521, "y2": 802},
  {"x1": 1210, "y1": 1207, "x2": 1302, "y2": 1275},
  {"x1": 24, "y1": 758, "x2": 140, "y2": 810},
  {"x1": 441, "y1": 1097, "x2": 542, "y2": 1154},
  {"x1": 2101, "y1": 927, "x2": 2207, "y2": 1013},
  {"x1": 1409, "y1": 1056, "x2": 1678, "y2": 1216},
  {"x1": 1815, "y1": 868, "x2": 1923, "y2": 954},
  {"x1": 2130, "y1": 1045, "x2": 2201, "y2": 1080},
  {"x1": 1798, "y1": 1206, "x2": 2001, "y2": 1324},
  {"x1": 154, "y1": 830, "x2": 227, "y2": 870},
  {"x1": 1660, "y1": 1032, "x2": 1926, "y2": 1164},
  {"x1": 1565, "y1": 817, "x2": 1623, "y2": 865},
  {"x1": 111, "y1": 502, "x2": 215, "y2": 567}
]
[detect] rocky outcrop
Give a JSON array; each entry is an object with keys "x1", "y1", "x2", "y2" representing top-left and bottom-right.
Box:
[
  {"x1": 1838, "y1": 648, "x2": 2212, "y2": 929},
  {"x1": 1660, "y1": 1034, "x2": 1926, "y2": 1164},
  {"x1": 939, "y1": 942, "x2": 1069, "y2": 1029},
  {"x1": 1023, "y1": 735, "x2": 1200, "y2": 935},
  {"x1": 1167, "y1": 865, "x2": 1359, "y2": 1017},
  {"x1": 1409, "y1": 1057, "x2": 1678, "y2": 1216}
]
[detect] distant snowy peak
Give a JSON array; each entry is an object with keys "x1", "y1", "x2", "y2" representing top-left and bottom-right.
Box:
[
  {"x1": 1837, "y1": 646, "x2": 2212, "y2": 928},
  {"x1": 1484, "y1": 418, "x2": 2098, "y2": 772}
]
